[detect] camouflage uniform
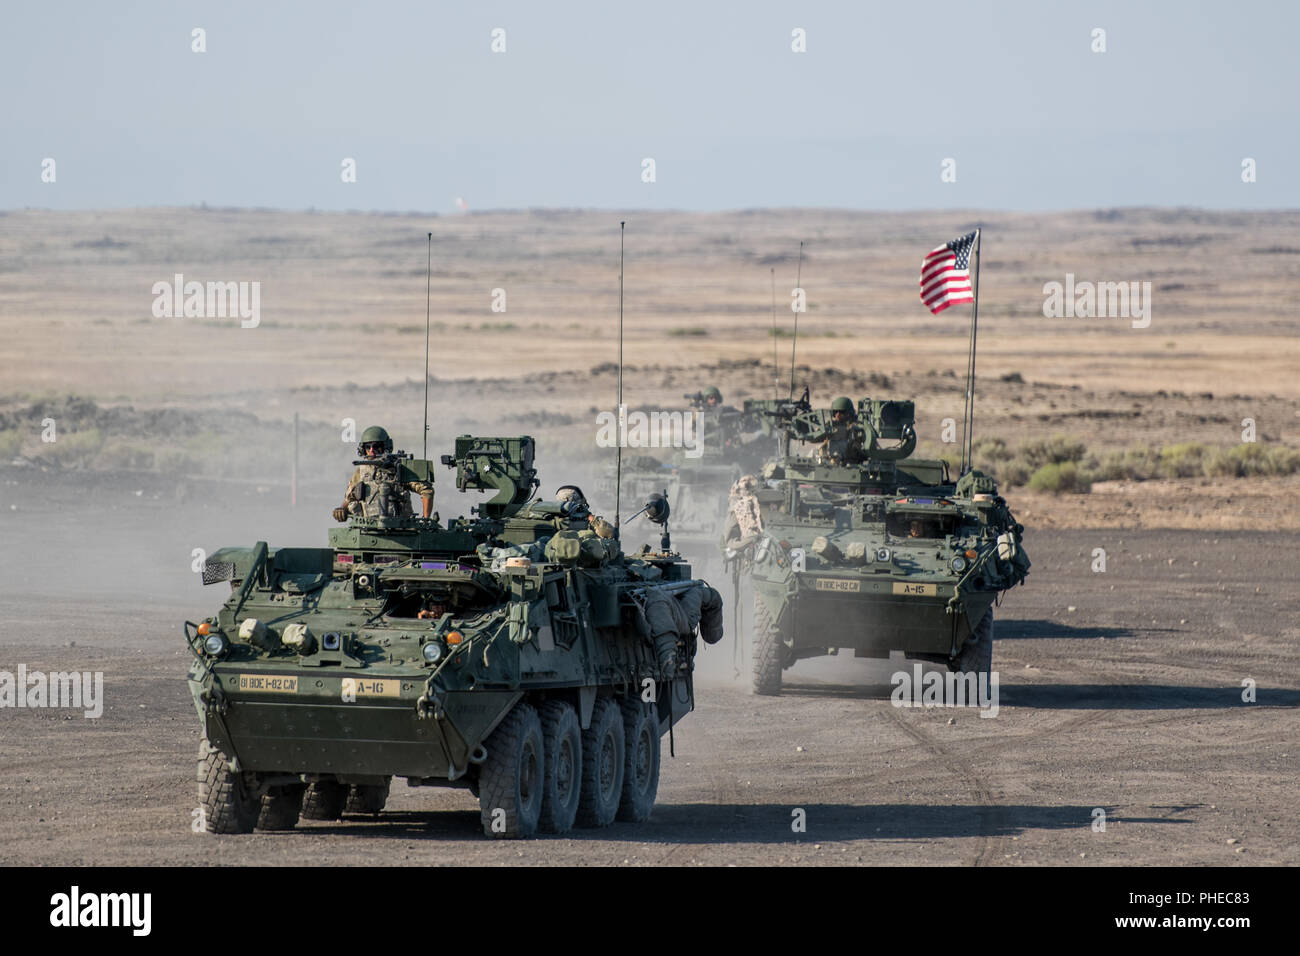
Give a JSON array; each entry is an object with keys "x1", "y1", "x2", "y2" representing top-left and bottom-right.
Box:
[
  {"x1": 816, "y1": 397, "x2": 865, "y2": 463},
  {"x1": 817, "y1": 421, "x2": 866, "y2": 463},
  {"x1": 345, "y1": 463, "x2": 434, "y2": 518},
  {"x1": 722, "y1": 476, "x2": 759, "y2": 548}
]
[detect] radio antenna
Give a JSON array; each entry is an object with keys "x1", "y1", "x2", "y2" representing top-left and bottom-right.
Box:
[
  {"x1": 770, "y1": 266, "x2": 778, "y2": 399},
  {"x1": 614, "y1": 220, "x2": 626, "y2": 540},
  {"x1": 789, "y1": 240, "x2": 803, "y2": 399},
  {"x1": 422, "y1": 231, "x2": 432, "y2": 458}
]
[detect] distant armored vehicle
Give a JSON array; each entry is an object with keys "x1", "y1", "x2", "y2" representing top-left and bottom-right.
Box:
[
  {"x1": 723, "y1": 393, "x2": 1029, "y2": 695},
  {"x1": 599, "y1": 390, "x2": 774, "y2": 575},
  {"x1": 187, "y1": 436, "x2": 723, "y2": 837}
]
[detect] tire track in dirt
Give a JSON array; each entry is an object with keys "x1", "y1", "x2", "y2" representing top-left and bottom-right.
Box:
[
  {"x1": 880, "y1": 707, "x2": 1005, "y2": 866},
  {"x1": 653, "y1": 715, "x2": 748, "y2": 864}
]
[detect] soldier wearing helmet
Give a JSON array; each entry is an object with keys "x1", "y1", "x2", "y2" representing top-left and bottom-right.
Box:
[
  {"x1": 818, "y1": 397, "x2": 866, "y2": 463},
  {"x1": 554, "y1": 485, "x2": 616, "y2": 539},
  {"x1": 685, "y1": 385, "x2": 724, "y2": 412},
  {"x1": 332, "y1": 425, "x2": 434, "y2": 521}
]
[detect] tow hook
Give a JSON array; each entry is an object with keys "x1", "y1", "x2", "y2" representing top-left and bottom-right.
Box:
[
  {"x1": 416, "y1": 685, "x2": 446, "y2": 720},
  {"x1": 201, "y1": 686, "x2": 228, "y2": 716}
]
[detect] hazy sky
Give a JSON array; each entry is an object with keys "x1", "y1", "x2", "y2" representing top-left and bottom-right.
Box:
[{"x1": 2, "y1": 0, "x2": 1293, "y2": 211}]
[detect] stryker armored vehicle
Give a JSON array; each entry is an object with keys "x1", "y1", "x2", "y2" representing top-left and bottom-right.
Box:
[
  {"x1": 722, "y1": 393, "x2": 1029, "y2": 695},
  {"x1": 600, "y1": 454, "x2": 736, "y2": 578},
  {"x1": 597, "y1": 392, "x2": 774, "y2": 577},
  {"x1": 186, "y1": 436, "x2": 723, "y2": 838}
]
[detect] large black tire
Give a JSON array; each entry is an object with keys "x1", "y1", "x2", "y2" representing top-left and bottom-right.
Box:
[
  {"x1": 344, "y1": 779, "x2": 390, "y2": 815},
  {"x1": 957, "y1": 609, "x2": 994, "y2": 680},
  {"x1": 539, "y1": 700, "x2": 582, "y2": 834},
  {"x1": 300, "y1": 780, "x2": 348, "y2": 821},
  {"x1": 576, "y1": 697, "x2": 624, "y2": 828},
  {"x1": 257, "y1": 783, "x2": 305, "y2": 831},
  {"x1": 751, "y1": 595, "x2": 784, "y2": 696},
  {"x1": 478, "y1": 702, "x2": 545, "y2": 839},
  {"x1": 616, "y1": 698, "x2": 661, "y2": 823},
  {"x1": 197, "y1": 738, "x2": 259, "y2": 834}
]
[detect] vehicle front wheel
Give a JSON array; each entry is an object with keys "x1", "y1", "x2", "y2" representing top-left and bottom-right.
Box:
[
  {"x1": 751, "y1": 596, "x2": 784, "y2": 696},
  {"x1": 957, "y1": 609, "x2": 994, "y2": 681},
  {"x1": 197, "y1": 738, "x2": 259, "y2": 834},
  {"x1": 478, "y1": 702, "x2": 545, "y2": 839}
]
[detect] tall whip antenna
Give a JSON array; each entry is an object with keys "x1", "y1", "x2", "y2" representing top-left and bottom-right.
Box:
[
  {"x1": 789, "y1": 240, "x2": 803, "y2": 398},
  {"x1": 961, "y1": 228, "x2": 983, "y2": 474},
  {"x1": 614, "y1": 220, "x2": 626, "y2": 539},
  {"x1": 422, "y1": 231, "x2": 432, "y2": 458},
  {"x1": 770, "y1": 266, "x2": 777, "y2": 398}
]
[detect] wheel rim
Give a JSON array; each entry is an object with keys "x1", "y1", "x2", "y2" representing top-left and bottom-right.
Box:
[
  {"x1": 520, "y1": 739, "x2": 539, "y2": 807},
  {"x1": 633, "y1": 726, "x2": 651, "y2": 792},
  {"x1": 599, "y1": 730, "x2": 617, "y2": 800},
  {"x1": 556, "y1": 736, "x2": 575, "y2": 802}
]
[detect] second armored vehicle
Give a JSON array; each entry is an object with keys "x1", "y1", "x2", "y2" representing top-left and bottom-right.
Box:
[
  {"x1": 599, "y1": 389, "x2": 774, "y2": 577},
  {"x1": 723, "y1": 393, "x2": 1030, "y2": 695}
]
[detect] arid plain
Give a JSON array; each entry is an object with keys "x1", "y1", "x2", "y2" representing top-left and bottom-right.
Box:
[{"x1": 1, "y1": 207, "x2": 1297, "y2": 865}]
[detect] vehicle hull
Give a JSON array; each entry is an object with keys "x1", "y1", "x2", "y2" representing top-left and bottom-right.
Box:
[{"x1": 754, "y1": 573, "x2": 996, "y2": 658}]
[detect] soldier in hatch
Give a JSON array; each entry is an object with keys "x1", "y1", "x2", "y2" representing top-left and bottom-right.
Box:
[
  {"x1": 554, "y1": 485, "x2": 616, "y2": 539},
  {"x1": 816, "y1": 397, "x2": 866, "y2": 463},
  {"x1": 689, "y1": 385, "x2": 763, "y2": 464},
  {"x1": 332, "y1": 425, "x2": 434, "y2": 521}
]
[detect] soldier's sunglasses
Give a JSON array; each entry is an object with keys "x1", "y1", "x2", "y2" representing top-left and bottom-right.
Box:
[{"x1": 362, "y1": 442, "x2": 385, "y2": 451}]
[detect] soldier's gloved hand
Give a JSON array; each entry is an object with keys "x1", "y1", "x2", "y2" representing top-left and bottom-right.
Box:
[{"x1": 332, "y1": 506, "x2": 349, "y2": 523}]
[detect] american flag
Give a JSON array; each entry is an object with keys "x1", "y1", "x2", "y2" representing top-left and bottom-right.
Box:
[{"x1": 919, "y1": 230, "x2": 978, "y2": 315}]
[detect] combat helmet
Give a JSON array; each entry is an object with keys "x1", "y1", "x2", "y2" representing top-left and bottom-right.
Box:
[
  {"x1": 830, "y1": 396, "x2": 855, "y2": 418},
  {"x1": 703, "y1": 386, "x2": 723, "y2": 405},
  {"x1": 357, "y1": 425, "x2": 394, "y2": 457},
  {"x1": 555, "y1": 485, "x2": 590, "y2": 519}
]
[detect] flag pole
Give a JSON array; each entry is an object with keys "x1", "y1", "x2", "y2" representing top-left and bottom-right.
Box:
[{"x1": 961, "y1": 228, "x2": 982, "y2": 475}]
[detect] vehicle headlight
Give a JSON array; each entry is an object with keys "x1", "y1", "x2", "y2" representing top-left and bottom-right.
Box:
[
  {"x1": 203, "y1": 633, "x2": 229, "y2": 656},
  {"x1": 875, "y1": 548, "x2": 892, "y2": 563},
  {"x1": 950, "y1": 555, "x2": 968, "y2": 573},
  {"x1": 422, "y1": 641, "x2": 444, "y2": 664}
]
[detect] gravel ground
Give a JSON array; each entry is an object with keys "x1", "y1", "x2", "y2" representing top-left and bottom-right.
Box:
[{"x1": 1, "y1": 480, "x2": 1296, "y2": 866}]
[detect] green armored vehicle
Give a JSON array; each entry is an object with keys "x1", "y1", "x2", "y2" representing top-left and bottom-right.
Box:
[
  {"x1": 598, "y1": 387, "x2": 774, "y2": 577},
  {"x1": 723, "y1": 393, "x2": 1029, "y2": 695},
  {"x1": 186, "y1": 436, "x2": 723, "y2": 837}
]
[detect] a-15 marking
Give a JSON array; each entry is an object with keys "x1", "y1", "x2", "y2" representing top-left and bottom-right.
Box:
[{"x1": 893, "y1": 582, "x2": 936, "y2": 596}]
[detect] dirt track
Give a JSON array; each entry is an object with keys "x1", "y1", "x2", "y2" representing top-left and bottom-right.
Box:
[{"x1": 2, "y1": 477, "x2": 1296, "y2": 866}]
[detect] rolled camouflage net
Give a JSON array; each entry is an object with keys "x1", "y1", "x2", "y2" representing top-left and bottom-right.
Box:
[{"x1": 640, "y1": 582, "x2": 725, "y2": 669}]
